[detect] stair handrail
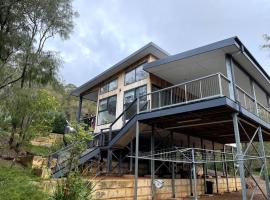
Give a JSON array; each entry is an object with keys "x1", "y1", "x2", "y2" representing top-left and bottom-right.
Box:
[{"x1": 108, "y1": 98, "x2": 138, "y2": 142}]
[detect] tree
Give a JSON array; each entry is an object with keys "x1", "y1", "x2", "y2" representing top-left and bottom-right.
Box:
[
  {"x1": 0, "y1": 0, "x2": 77, "y2": 90},
  {"x1": 5, "y1": 88, "x2": 60, "y2": 150}
]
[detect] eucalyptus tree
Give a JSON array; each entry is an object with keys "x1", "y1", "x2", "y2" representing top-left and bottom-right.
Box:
[{"x1": 0, "y1": 0, "x2": 77, "y2": 90}]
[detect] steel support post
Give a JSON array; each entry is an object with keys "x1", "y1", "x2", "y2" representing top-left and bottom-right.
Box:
[
  {"x1": 232, "y1": 113, "x2": 247, "y2": 200},
  {"x1": 106, "y1": 149, "x2": 112, "y2": 173},
  {"x1": 191, "y1": 149, "x2": 198, "y2": 200},
  {"x1": 76, "y1": 96, "x2": 83, "y2": 122},
  {"x1": 258, "y1": 126, "x2": 270, "y2": 198},
  {"x1": 188, "y1": 135, "x2": 193, "y2": 196},
  {"x1": 172, "y1": 162, "x2": 176, "y2": 198},
  {"x1": 225, "y1": 54, "x2": 236, "y2": 101},
  {"x1": 201, "y1": 138, "x2": 207, "y2": 194},
  {"x1": 223, "y1": 145, "x2": 229, "y2": 192},
  {"x1": 118, "y1": 150, "x2": 123, "y2": 175},
  {"x1": 134, "y1": 121, "x2": 140, "y2": 200},
  {"x1": 151, "y1": 125, "x2": 156, "y2": 200},
  {"x1": 171, "y1": 132, "x2": 176, "y2": 198},
  {"x1": 232, "y1": 146, "x2": 238, "y2": 191},
  {"x1": 130, "y1": 139, "x2": 133, "y2": 172},
  {"x1": 212, "y1": 141, "x2": 219, "y2": 194}
]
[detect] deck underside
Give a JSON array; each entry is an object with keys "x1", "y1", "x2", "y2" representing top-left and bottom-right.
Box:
[{"x1": 111, "y1": 97, "x2": 270, "y2": 148}]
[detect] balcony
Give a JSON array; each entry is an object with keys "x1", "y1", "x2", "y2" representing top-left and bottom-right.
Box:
[
  {"x1": 109, "y1": 73, "x2": 270, "y2": 136},
  {"x1": 136, "y1": 73, "x2": 270, "y2": 124}
]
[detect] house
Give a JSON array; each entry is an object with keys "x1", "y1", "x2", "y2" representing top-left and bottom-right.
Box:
[{"x1": 55, "y1": 37, "x2": 270, "y2": 199}]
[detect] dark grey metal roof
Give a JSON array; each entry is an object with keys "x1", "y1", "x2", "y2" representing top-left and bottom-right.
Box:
[
  {"x1": 144, "y1": 36, "x2": 270, "y2": 84},
  {"x1": 71, "y1": 42, "x2": 169, "y2": 97}
]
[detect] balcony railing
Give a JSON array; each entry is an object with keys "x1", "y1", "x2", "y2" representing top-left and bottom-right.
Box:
[
  {"x1": 138, "y1": 73, "x2": 231, "y2": 112},
  {"x1": 235, "y1": 85, "x2": 270, "y2": 124},
  {"x1": 104, "y1": 73, "x2": 270, "y2": 144}
]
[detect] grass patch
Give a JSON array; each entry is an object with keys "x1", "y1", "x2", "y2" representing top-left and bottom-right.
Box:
[
  {"x1": 0, "y1": 161, "x2": 48, "y2": 200},
  {"x1": 25, "y1": 144, "x2": 51, "y2": 156}
]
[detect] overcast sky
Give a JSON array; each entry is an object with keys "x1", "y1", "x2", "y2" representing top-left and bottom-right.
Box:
[{"x1": 46, "y1": 0, "x2": 270, "y2": 86}]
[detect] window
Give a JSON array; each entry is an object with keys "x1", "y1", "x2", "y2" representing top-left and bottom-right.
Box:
[
  {"x1": 136, "y1": 64, "x2": 148, "y2": 81},
  {"x1": 97, "y1": 95, "x2": 117, "y2": 125},
  {"x1": 100, "y1": 79, "x2": 117, "y2": 94},
  {"x1": 124, "y1": 63, "x2": 148, "y2": 85},
  {"x1": 124, "y1": 85, "x2": 147, "y2": 120}
]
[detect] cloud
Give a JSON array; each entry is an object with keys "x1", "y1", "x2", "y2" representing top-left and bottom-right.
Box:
[{"x1": 45, "y1": 0, "x2": 270, "y2": 86}]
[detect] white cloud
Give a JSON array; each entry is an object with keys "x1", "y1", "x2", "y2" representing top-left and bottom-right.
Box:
[{"x1": 46, "y1": 0, "x2": 270, "y2": 86}]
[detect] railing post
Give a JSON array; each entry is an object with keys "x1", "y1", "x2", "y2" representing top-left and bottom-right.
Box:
[
  {"x1": 218, "y1": 74, "x2": 223, "y2": 96},
  {"x1": 158, "y1": 92, "x2": 161, "y2": 108},
  {"x1": 109, "y1": 127, "x2": 112, "y2": 142},
  {"x1": 185, "y1": 84, "x2": 187, "y2": 103},
  {"x1": 199, "y1": 80, "x2": 203, "y2": 98},
  {"x1": 137, "y1": 95, "x2": 140, "y2": 113},
  {"x1": 170, "y1": 88, "x2": 173, "y2": 105},
  {"x1": 251, "y1": 80, "x2": 259, "y2": 115}
]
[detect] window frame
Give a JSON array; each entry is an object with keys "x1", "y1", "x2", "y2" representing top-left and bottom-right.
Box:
[
  {"x1": 100, "y1": 79, "x2": 118, "y2": 95},
  {"x1": 124, "y1": 62, "x2": 148, "y2": 86},
  {"x1": 97, "y1": 95, "x2": 117, "y2": 125}
]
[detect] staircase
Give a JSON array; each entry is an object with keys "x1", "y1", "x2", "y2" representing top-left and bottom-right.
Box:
[{"x1": 48, "y1": 98, "x2": 141, "y2": 178}]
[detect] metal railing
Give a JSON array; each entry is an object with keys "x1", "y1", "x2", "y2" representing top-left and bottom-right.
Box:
[
  {"x1": 235, "y1": 85, "x2": 270, "y2": 124},
  {"x1": 138, "y1": 73, "x2": 231, "y2": 112},
  {"x1": 103, "y1": 72, "x2": 270, "y2": 144}
]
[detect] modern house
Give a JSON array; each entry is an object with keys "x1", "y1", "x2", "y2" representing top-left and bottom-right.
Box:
[{"x1": 52, "y1": 37, "x2": 270, "y2": 200}]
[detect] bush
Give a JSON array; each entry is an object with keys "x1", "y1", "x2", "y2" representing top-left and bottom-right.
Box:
[
  {"x1": 52, "y1": 112, "x2": 67, "y2": 134},
  {"x1": 49, "y1": 172, "x2": 92, "y2": 200}
]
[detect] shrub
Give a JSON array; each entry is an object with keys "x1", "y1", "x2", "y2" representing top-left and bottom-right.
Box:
[
  {"x1": 52, "y1": 112, "x2": 67, "y2": 134},
  {"x1": 49, "y1": 172, "x2": 93, "y2": 200}
]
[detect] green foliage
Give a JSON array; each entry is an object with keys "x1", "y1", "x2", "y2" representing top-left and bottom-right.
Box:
[
  {"x1": 0, "y1": 0, "x2": 77, "y2": 90},
  {"x1": 4, "y1": 88, "x2": 60, "y2": 149},
  {"x1": 52, "y1": 112, "x2": 67, "y2": 134},
  {"x1": 64, "y1": 123, "x2": 93, "y2": 174},
  {"x1": 25, "y1": 144, "x2": 51, "y2": 156},
  {"x1": 0, "y1": 163, "x2": 48, "y2": 200},
  {"x1": 49, "y1": 172, "x2": 92, "y2": 200}
]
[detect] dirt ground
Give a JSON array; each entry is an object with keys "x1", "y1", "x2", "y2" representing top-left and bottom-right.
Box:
[{"x1": 198, "y1": 190, "x2": 265, "y2": 200}]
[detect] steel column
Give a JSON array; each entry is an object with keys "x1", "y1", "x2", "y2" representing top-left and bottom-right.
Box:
[
  {"x1": 188, "y1": 135, "x2": 193, "y2": 196},
  {"x1": 151, "y1": 125, "x2": 156, "y2": 200},
  {"x1": 212, "y1": 141, "x2": 219, "y2": 194},
  {"x1": 172, "y1": 162, "x2": 176, "y2": 198},
  {"x1": 225, "y1": 54, "x2": 236, "y2": 101},
  {"x1": 134, "y1": 121, "x2": 140, "y2": 200},
  {"x1": 76, "y1": 96, "x2": 83, "y2": 122},
  {"x1": 232, "y1": 113, "x2": 247, "y2": 200},
  {"x1": 232, "y1": 146, "x2": 238, "y2": 191},
  {"x1": 191, "y1": 148, "x2": 198, "y2": 200},
  {"x1": 106, "y1": 149, "x2": 112, "y2": 173},
  {"x1": 258, "y1": 126, "x2": 270, "y2": 197},
  {"x1": 223, "y1": 145, "x2": 229, "y2": 192},
  {"x1": 171, "y1": 131, "x2": 175, "y2": 198},
  {"x1": 130, "y1": 139, "x2": 133, "y2": 172},
  {"x1": 201, "y1": 138, "x2": 207, "y2": 194}
]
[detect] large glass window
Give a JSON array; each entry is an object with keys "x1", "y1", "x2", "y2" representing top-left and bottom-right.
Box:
[
  {"x1": 136, "y1": 65, "x2": 148, "y2": 81},
  {"x1": 124, "y1": 85, "x2": 147, "y2": 120},
  {"x1": 124, "y1": 63, "x2": 148, "y2": 85},
  {"x1": 100, "y1": 79, "x2": 117, "y2": 94},
  {"x1": 98, "y1": 95, "x2": 117, "y2": 125}
]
